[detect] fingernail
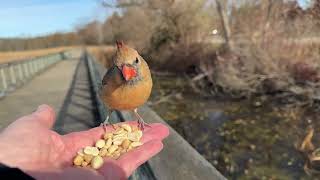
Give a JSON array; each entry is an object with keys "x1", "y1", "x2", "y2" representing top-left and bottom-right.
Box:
[{"x1": 37, "y1": 104, "x2": 50, "y2": 112}]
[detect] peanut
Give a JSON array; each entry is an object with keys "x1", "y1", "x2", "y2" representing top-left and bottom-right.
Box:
[
  {"x1": 91, "y1": 156, "x2": 104, "y2": 169},
  {"x1": 95, "y1": 139, "x2": 106, "y2": 149},
  {"x1": 121, "y1": 139, "x2": 131, "y2": 149},
  {"x1": 73, "y1": 155, "x2": 84, "y2": 166},
  {"x1": 103, "y1": 133, "x2": 113, "y2": 140},
  {"x1": 83, "y1": 154, "x2": 93, "y2": 163},
  {"x1": 108, "y1": 145, "x2": 118, "y2": 154},
  {"x1": 99, "y1": 148, "x2": 109, "y2": 157},
  {"x1": 132, "y1": 125, "x2": 139, "y2": 132},
  {"x1": 121, "y1": 124, "x2": 132, "y2": 132},
  {"x1": 77, "y1": 149, "x2": 84, "y2": 156},
  {"x1": 114, "y1": 128, "x2": 125, "y2": 135},
  {"x1": 91, "y1": 147, "x2": 100, "y2": 156},
  {"x1": 127, "y1": 132, "x2": 139, "y2": 142},
  {"x1": 105, "y1": 138, "x2": 112, "y2": 148},
  {"x1": 81, "y1": 161, "x2": 89, "y2": 167},
  {"x1": 73, "y1": 123, "x2": 144, "y2": 170},
  {"x1": 112, "y1": 124, "x2": 119, "y2": 130},
  {"x1": 131, "y1": 142, "x2": 143, "y2": 147},
  {"x1": 135, "y1": 131, "x2": 143, "y2": 140}
]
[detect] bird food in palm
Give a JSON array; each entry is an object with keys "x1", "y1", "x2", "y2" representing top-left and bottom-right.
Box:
[{"x1": 72, "y1": 123, "x2": 144, "y2": 170}]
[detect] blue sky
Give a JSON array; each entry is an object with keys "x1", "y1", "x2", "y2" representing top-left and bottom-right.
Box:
[
  {"x1": 0, "y1": 0, "x2": 310, "y2": 38},
  {"x1": 0, "y1": 0, "x2": 115, "y2": 38}
]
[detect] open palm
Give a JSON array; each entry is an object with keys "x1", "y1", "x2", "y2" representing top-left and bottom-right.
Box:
[{"x1": 0, "y1": 105, "x2": 169, "y2": 180}]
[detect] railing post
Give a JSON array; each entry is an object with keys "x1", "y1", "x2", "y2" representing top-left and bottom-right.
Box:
[
  {"x1": 41, "y1": 59, "x2": 44, "y2": 70},
  {"x1": 0, "y1": 68, "x2": 7, "y2": 91},
  {"x1": 9, "y1": 65, "x2": 17, "y2": 85},
  {"x1": 31, "y1": 61, "x2": 35, "y2": 75},
  {"x1": 29, "y1": 61, "x2": 34, "y2": 75},
  {"x1": 24, "y1": 63, "x2": 30, "y2": 78},
  {"x1": 18, "y1": 64, "x2": 23, "y2": 82},
  {"x1": 34, "y1": 60, "x2": 39, "y2": 73}
]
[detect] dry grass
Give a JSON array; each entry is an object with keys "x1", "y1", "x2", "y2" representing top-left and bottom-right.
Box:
[
  {"x1": 86, "y1": 46, "x2": 115, "y2": 68},
  {"x1": 0, "y1": 46, "x2": 78, "y2": 64},
  {"x1": 0, "y1": 45, "x2": 115, "y2": 66}
]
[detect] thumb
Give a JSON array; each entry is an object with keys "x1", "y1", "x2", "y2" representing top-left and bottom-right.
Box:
[{"x1": 31, "y1": 104, "x2": 56, "y2": 129}]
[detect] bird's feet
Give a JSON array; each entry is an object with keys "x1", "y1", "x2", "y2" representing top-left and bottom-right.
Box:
[
  {"x1": 100, "y1": 122, "x2": 108, "y2": 132},
  {"x1": 137, "y1": 119, "x2": 151, "y2": 131},
  {"x1": 134, "y1": 109, "x2": 151, "y2": 131}
]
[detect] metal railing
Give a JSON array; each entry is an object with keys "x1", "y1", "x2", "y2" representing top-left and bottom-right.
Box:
[{"x1": 0, "y1": 50, "x2": 78, "y2": 98}]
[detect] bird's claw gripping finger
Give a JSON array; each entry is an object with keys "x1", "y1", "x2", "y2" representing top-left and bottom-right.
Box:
[
  {"x1": 100, "y1": 122, "x2": 108, "y2": 132},
  {"x1": 134, "y1": 109, "x2": 151, "y2": 131},
  {"x1": 137, "y1": 119, "x2": 151, "y2": 131}
]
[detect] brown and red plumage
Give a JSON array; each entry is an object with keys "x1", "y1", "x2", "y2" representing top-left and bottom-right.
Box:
[{"x1": 100, "y1": 41, "x2": 152, "y2": 130}]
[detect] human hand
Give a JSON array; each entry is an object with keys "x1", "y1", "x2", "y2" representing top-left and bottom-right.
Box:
[{"x1": 0, "y1": 104, "x2": 169, "y2": 180}]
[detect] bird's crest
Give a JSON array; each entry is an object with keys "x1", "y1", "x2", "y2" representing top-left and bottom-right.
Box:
[{"x1": 116, "y1": 40, "x2": 124, "y2": 49}]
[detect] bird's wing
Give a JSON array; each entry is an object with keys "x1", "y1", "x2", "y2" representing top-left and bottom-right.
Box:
[{"x1": 102, "y1": 66, "x2": 117, "y2": 86}]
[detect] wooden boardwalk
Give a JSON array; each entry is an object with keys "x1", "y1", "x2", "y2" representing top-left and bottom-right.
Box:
[{"x1": 0, "y1": 56, "x2": 98, "y2": 133}]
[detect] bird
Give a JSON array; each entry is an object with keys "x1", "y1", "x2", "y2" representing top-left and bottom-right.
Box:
[{"x1": 100, "y1": 41, "x2": 153, "y2": 130}]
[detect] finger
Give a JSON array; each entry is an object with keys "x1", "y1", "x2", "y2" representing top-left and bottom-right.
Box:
[
  {"x1": 140, "y1": 123, "x2": 169, "y2": 143},
  {"x1": 117, "y1": 140, "x2": 163, "y2": 177},
  {"x1": 30, "y1": 104, "x2": 56, "y2": 129}
]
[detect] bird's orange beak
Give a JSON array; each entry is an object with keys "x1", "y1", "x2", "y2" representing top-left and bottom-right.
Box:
[{"x1": 122, "y1": 65, "x2": 137, "y2": 81}]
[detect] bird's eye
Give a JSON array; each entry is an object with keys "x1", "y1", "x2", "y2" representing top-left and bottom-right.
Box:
[{"x1": 135, "y1": 58, "x2": 139, "y2": 64}]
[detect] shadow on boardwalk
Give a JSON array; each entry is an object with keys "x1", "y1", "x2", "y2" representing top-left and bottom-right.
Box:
[{"x1": 54, "y1": 56, "x2": 99, "y2": 134}]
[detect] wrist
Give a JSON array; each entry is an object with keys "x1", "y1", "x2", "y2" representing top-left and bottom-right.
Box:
[{"x1": 0, "y1": 137, "x2": 24, "y2": 169}]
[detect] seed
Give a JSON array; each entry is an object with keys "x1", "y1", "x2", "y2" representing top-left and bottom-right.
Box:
[
  {"x1": 131, "y1": 142, "x2": 143, "y2": 147},
  {"x1": 91, "y1": 156, "x2": 104, "y2": 169},
  {"x1": 72, "y1": 123, "x2": 145, "y2": 169},
  {"x1": 121, "y1": 124, "x2": 132, "y2": 132},
  {"x1": 127, "y1": 132, "x2": 139, "y2": 142},
  {"x1": 112, "y1": 124, "x2": 119, "y2": 130},
  {"x1": 81, "y1": 161, "x2": 89, "y2": 167},
  {"x1": 113, "y1": 139, "x2": 124, "y2": 146},
  {"x1": 127, "y1": 145, "x2": 133, "y2": 152},
  {"x1": 112, "y1": 152, "x2": 121, "y2": 159},
  {"x1": 95, "y1": 139, "x2": 106, "y2": 149},
  {"x1": 91, "y1": 147, "x2": 100, "y2": 156},
  {"x1": 114, "y1": 128, "x2": 125, "y2": 135},
  {"x1": 120, "y1": 149, "x2": 127, "y2": 154},
  {"x1": 105, "y1": 138, "x2": 112, "y2": 148},
  {"x1": 135, "y1": 131, "x2": 143, "y2": 140},
  {"x1": 83, "y1": 154, "x2": 93, "y2": 163},
  {"x1": 77, "y1": 149, "x2": 84, "y2": 156},
  {"x1": 73, "y1": 155, "x2": 84, "y2": 166},
  {"x1": 113, "y1": 133, "x2": 127, "y2": 139},
  {"x1": 114, "y1": 149, "x2": 121, "y2": 155},
  {"x1": 103, "y1": 133, "x2": 113, "y2": 140},
  {"x1": 121, "y1": 139, "x2": 131, "y2": 149},
  {"x1": 99, "y1": 148, "x2": 109, "y2": 157},
  {"x1": 132, "y1": 125, "x2": 139, "y2": 132},
  {"x1": 108, "y1": 145, "x2": 118, "y2": 154},
  {"x1": 84, "y1": 146, "x2": 93, "y2": 155},
  {"x1": 84, "y1": 146, "x2": 99, "y2": 155}
]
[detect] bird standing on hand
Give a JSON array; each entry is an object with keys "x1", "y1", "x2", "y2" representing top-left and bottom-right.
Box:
[{"x1": 100, "y1": 41, "x2": 152, "y2": 130}]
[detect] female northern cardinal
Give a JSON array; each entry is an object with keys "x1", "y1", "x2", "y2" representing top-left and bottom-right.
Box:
[{"x1": 100, "y1": 41, "x2": 152, "y2": 130}]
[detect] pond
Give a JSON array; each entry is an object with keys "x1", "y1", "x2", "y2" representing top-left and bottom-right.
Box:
[{"x1": 149, "y1": 74, "x2": 320, "y2": 180}]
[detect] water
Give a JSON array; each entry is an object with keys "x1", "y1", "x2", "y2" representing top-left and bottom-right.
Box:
[{"x1": 149, "y1": 74, "x2": 320, "y2": 180}]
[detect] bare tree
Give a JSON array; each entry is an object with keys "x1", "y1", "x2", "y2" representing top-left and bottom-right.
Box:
[{"x1": 215, "y1": 0, "x2": 234, "y2": 51}]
